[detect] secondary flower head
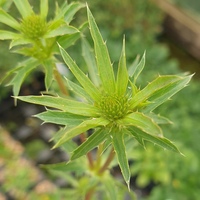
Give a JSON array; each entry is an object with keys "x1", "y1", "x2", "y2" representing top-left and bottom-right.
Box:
[
  {"x1": 16, "y1": 6, "x2": 192, "y2": 188},
  {"x1": 0, "y1": 0, "x2": 81, "y2": 50},
  {"x1": 20, "y1": 14, "x2": 47, "y2": 40},
  {"x1": 0, "y1": 0, "x2": 84, "y2": 96}
]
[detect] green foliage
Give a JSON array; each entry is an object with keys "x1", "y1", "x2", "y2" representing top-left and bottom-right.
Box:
[
  {"x1": 0, "y1": 0, "x2": 12, "y2": 10},
  {"x1": 151, "y1": 81, "x2": 200, "y2": 199},
  {"x1": 0, "y1": 0, "x2": 195, "y2": 199},
  {"x1": 0, "y1": 0, "x2": 84, "y2": 96},
  {"x1": 16, "y1": 6, "x2": 192, "y2": 192}
]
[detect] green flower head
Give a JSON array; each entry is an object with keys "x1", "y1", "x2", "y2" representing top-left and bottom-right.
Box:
[
  {"x1": 0, "y1": 0, "x2": 82, "y2": 48},
  {"x1": 16, "y1": 6, "x2": 192, "y2": 187},
  {"x1": 20, "y1": 14, "x2": 47, "y2": 40}
]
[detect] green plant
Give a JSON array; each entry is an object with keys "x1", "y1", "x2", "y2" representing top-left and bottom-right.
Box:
[
  {"x1": 0, "y1": 0, "x2": 84, "y2": 96},
  {"x1": 0, "y1": 1, "x2": 193, "y2": 199},
  {"x1": 134, "y1": 79, "x2": 200, "y2": 200}
]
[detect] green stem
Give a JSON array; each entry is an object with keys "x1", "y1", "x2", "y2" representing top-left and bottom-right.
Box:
[
  {"x1": 85, "y1": 187, "x2": 96, "y2": 200},
  {"x1": 95, "y1": 143, "x2": 104, "y2": 169},
  {"x1": 98, "y1": 147, "x2": 115, "y2": 174},
  {"x1": 53, "y1": 68, "x2": 69, "y2": 96},
  {"x1": 80, "y1": 133, "x2": 94, "y2": 169}
]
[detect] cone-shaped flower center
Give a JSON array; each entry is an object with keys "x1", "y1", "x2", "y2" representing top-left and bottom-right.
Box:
[
  {"x1": 20, "y1": 14, "x2": 47, "y2": 40},
  {"x1": 98, "y1": 93, "x2": 130, "y2": 121}
]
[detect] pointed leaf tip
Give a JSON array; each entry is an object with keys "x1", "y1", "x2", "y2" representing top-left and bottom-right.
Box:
[
  {"x1": 87, "y1": 5, "x2": 115, "y2": 94},
  {"x1": 59, "y1": 44, "x2": 100, "y2": 101},
  {"x1": 116, "y1": 37, "x2": 129, "y2": 96},
  {"x1": 111, "y1": 131, "x2": 130, "y2": 188},
  {"x1": 127, "y1": 180, "x2": 130, "y2": 192},
  {"x1": 131, "y1": 51, "x2": 146, "y2": 83}
]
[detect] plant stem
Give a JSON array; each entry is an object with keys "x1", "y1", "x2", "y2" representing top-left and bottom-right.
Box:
[
  {"x1": 85, "y1": 187, "x2": 95, "y2": 200},
  {"x1": 53, "y1": 67, "x2": 96, "y2": 198},
  {"x1": 95, "y1": 143, "x2": 104, "y2": 169},
  {"x1": 80, "y1": 133, "x2": 94, "y2": 169},
  {"x1": 98, "y1": 147, "x2": 115, "y2": 174},
  {"x1": 53, "y1": 68, "x2": 69, "y2": 96}
]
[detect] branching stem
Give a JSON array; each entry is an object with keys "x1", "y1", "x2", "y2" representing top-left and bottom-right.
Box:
[
  {"x1": 95, "y1": 142, "x2": 104, "y2": 169},
  {"x1": 85, "y1": 186, "x2": 96, "y2": 200},
  {"x1": 98, "y1": 147, "x2": 115, "y2": 174},
  {"x1": 53, "y1": 68, "x2": 69, "y2": 96},
  {"x1": 80, "y1": 133, "x2": 94, "y2": 169}
]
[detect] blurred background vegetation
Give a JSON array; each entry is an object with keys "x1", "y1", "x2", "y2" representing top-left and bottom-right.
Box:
[{"x1": 0, "y1": 0, "x2": 200, "y2": 199}]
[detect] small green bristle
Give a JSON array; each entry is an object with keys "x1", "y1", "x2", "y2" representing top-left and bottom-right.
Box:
[
  {"x1": 98, "y1": 94, "x2": 130, "y2": 121},
  {"x1": 20, "y1": 14, "x2": 47, "y2": 40}
]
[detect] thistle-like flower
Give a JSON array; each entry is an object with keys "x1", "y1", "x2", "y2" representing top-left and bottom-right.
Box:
[
  {"x1": 0, "y1": 0, "x2": 84, "y2": 95},
  {"x1": 16, "y1": 6, "x2": 192, "y2": 187}
]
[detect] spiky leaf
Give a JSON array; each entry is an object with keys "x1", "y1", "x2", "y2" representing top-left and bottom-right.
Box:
[
  {"x1": 0, "y1": 9, "x2": 20, "y2": 30},
  {"x1": 116, "y1": 37, "x2": 129, "y2": 96},
  {"x1": 130, "y1": 75, "x2": 192, "y2": 110},
  {"x1": 15, "y1": 95, "x2": 99, "y2": 116},
  {"x1": 71, "y1": 129, "x2": 108, "y2": 160},
  {"x1": 41, "y1": 160, "x2": 86, "y2": 173},
  {"x1": 143, "y1": 74, "x2": 193, "y2": 112},
  {"x1": 43, "y1": 59, "x2": 54, "y2": 90},
  {"x1": 54, "y1": 2, "x2": 84, "y2": 23},
  {"x1": 81, "y1": 37, "x2": 100, "y2": 86},
  {"x1": 59, "y1": 44, "x2": 100, "y2": 101},
  {"x1": 128, "y1": 55, "x2": 140, "y2": 77},
  {"x1": 35, "y1": 110, "x2": 87, "y2": 126},
  {"x1": 54, "y1": 118, "x2": 109, "y2": 148},
  {"x1": 0, "y1": 30, "x2": 20, "y2": 40},
  {"x1": 120, "y1": 112, "x2": 162, "y2": 136},
  {"x1": 40, "y1": 0, "x2": 48, "y2": 19},
  {"x1": 111, "y1": 130, "x2": 130, "y2": 189},
  {"x1": 63, "y1": 2, "x2": 85, "y2": 23},
  {"x1": 45, "y1": 25, "x2": 79, "y2": 38},
  {"x1": 131, "y1": 52, "x2": 145, "y2": 82},
  {"x1": 7, "y1": 59, "x2": 39, "y2": 96},
  {"x1": 146, "y1": 113, "x2": 172, "y2": 124},
  {"x1": 51, "y1": 128, "x2": 78, "y2": 153},
  {"x1": 10, "y1": 37, "x2": 31, "y2": 49},
  {"x1": 13, "y1": 0, "x2": 33, "y2": 18},
  {"x1": 128, "y1": 127, "x2": 182, "y2": 154},
  {"x1": 87, "y1": 6, "x2": 115, "y2": 94},
  {"x1": 57, "y1": 31, "x2": 81, "y2": 49},
  {"x1": 64, "y1": 77, "x2": 93, "y2": 103}
]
